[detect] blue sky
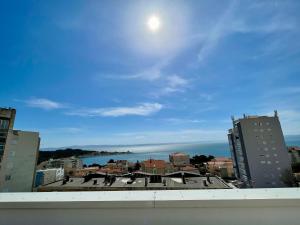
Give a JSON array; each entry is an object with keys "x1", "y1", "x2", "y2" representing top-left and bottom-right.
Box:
[{"x1": 1, "y1": 0, "x2": 300, "y2": 147}]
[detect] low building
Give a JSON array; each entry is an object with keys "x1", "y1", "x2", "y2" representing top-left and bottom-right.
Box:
[
  {"x1": 142, "y1": 159, "x2": 173, "y2": 175},
  {"x1": 37, "y1": 172, "x2": 231, "y2": 191},
  {"x1": 46, "y1": 157, "x2": 83, "y2": 175},
  {"x1": 73, "y1": 167, "x2": 99, "y2": 177},
  {"x1": 98, "y1": 167, "x2": 123, "y2": 175},
  {"x1": 288, "y1": 146, "x2": 300, "y2": 164},
  {"x1": 180, "y1": 165, "x2": 199, "y2": 173},
  {"x1": 207, "y1": 158, "x2": 234, "y2": 179},
  {"x1": 35, "y1": 168, "x2": 64, "y2": 187},
  {"x1": 169, "y1": 152, "x2": 190, "y2": 167}
]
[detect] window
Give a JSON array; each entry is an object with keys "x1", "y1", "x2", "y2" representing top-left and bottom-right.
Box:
[
  {"x1": 262, "y1": 141, "x2": 267, "y2": 145},
  {"x1": 253, "y1": 122, "x2": 258, "y2": 126},
  {"x1": 266, "y1": 154, "x2": 270, "y2": 158},
  {"x1": 5, "y1": 175, "x2": 11, "y2": 181},
  {"x1": 259, "y1": 122, "x2": 263, "y2": 126},
  {"x1": 277, "y1": 167, "x2": 281, "y2": 170},
  {"x1": 266, "y1": 122, "x2": 270, "y2": 126},
  {"x1": 264, "y1": 147, "x2": 269, "y2": 151},
  {"x1": 275, "y1": 161, "x2": 279, "y2": 164},
  {"x1": 274, "y1": 154, "x2": 278, "y2": 157},
  {"x1": 272, "y1": 147, "x2": 276, "y2": 150},
  {"x1": 267, "y1": 161, "x2": 272, "y2": 164},
  {"x1": 260, "y1": 161, "x2": 266, "y2": 164}
]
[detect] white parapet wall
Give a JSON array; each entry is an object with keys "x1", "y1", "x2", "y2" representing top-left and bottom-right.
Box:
[{"x1": 1, "y1": 188, "x2": 300, "y2": 225}]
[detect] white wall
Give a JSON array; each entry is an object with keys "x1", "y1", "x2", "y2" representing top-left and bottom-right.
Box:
[{"x1": 1, "y1": 188, "x2": 300, "y2": 225}]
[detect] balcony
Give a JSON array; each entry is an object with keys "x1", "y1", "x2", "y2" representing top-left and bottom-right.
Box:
[{"x1": 1, "y1": 188, "x2": 300, "y2": 225}]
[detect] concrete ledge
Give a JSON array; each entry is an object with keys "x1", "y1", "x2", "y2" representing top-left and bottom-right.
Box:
[
  {"x1": 0, "y1": 188, "x2": 300, "y2": 208},
  {"x1": 1, "y1": 188, "x2": 300, "y2": 225}
]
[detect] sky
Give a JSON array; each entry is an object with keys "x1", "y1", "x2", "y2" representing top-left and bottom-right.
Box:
[{"x1": 1, "y1": 0, "x2": 300, "y2": 148}]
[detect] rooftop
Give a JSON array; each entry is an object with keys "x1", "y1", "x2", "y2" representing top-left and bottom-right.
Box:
[{"x1": 37, "y1": 174, "x2": 230, "y2": 191}]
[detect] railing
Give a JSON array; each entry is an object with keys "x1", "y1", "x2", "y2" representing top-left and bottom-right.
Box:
[{"x1": 1, "y1": 188, "x2": 300, "y2": 225}]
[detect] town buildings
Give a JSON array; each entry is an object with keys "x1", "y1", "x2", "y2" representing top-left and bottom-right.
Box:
[
  {"x1": 206, "y1": 157, "x2": 234, "y2": 179},
  {"x1": 228, "y1": 111, "x2": 291, "y2": 188},
  {"x1": 141, "y1": 159, "x2": 173, "y2": 175},
  {"x1": 35, "y1": 168, "x2": 64, "y2": 187},
  {"x1": 74, "y1": 167, "x2": 100, "y2": 177},
  {"x1": 46, "y1": 157, "x2": 83, "y2": 175},
  {"x1": 169, "y1": 152, "x2": 190, "y2": 167},
  {"x1": 37, "y1": 172, "x2": 231, "y2": 191},
  {"x1": 0, "y1": 108, "x2": 40, "y2": 192}
]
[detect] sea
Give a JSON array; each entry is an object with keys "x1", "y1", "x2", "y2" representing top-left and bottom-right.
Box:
[{"x1": 80, "y1": 136, "x2": 300, "y2": 165}]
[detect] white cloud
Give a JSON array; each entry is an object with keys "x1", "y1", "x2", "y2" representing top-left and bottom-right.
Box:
[
  {"x1": 153, "y1": 75, "x2": 189, "y2": 97},
  {"x1": 267, "y1": 110, "x2": 300, "y2": 135},
  {"x1": 164, "y1": 118, "x2": 206, "y2": 124},
  {"x1": 197, "y1": 1, "x2": 237, "y2": 62},
  {"x1": 197, "y1": 1, "x2": 298, "y2": 62},
  {"x1": 24, "y1": 98, "x2": 66, "y2": 110},
  {"x1": 167, "y1": 75, "x2": 188, "y2": 88},
  {"x1": 39, "y1": 127, "x2": 83, "y2": 134},
  {"x1": 114, "y1": 128, "x2": 227, "y2": 145},
  {"x1": 67, "y1": 103, "x2": 163, "y2": 117},
  {"x1": 124, "y1": 67, "x2": 162, "y2": 81}
]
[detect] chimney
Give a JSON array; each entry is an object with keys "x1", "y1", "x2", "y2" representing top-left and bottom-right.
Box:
[
  {"x1": 203, "y1": 180, "x2": 208, "y2": 187},
  {"x1": 93, "y1": 180, "x2": 97, "y2": 185},
  {"x1": 274, "y1": 110, "x2": 278, "y2": 118},
  {"x1": 181, "y1": 172, "x2": 186, "y2": 184},
  {"x1": 206, "y1": 175, "x2": 212, "y2": 184}
]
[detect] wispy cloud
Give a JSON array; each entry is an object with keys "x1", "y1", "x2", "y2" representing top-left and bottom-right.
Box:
[
  {"x1": 24, "y1": 98, "x2": 67, "y2": 110},
  {"x1": 39, "y1": 127, "x2": 83, "y2": 134},
  {"x1": 154, "y1": 75, "x2": 189, "y2": 97},
  {"x1": 115, "y1": 128, "x2": 227, "y2": 145},
  {"x1": 265, "y1": 86, "x2": 300, "y2": 97},
  {"x1": 66, "y1": 103, "x2": 163, "y2": 117},
  {"x1": 163, "y1": 118, "x2": 206, "y2": 124},
  {"x1": 197, "y1": 0, "x2": 237, "y2": 62},
  {"x1": 266, "y1": 109, "x2": 300, "y2": 135},
  {"x1": 197, "y1": 1, "x2": 298, "y2": 62}
]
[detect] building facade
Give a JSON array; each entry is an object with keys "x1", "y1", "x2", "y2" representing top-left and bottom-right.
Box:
[
  {"x1": 0, "y1": 130, "x2": 40, "y2": 192},
  {"x1": 47, "y1": 157, "x2": 83, "y2": 170},
  {"x1": 35, "y1": 168, "x2": 64, "y2": 187},
  {"x1": 169, "y1": 152, "x2": 190, "y2": 167},
  {"x1": 0, "y1": 108, "x2": 16, "y2": 164},
  {"x1": 228, "y1": 111, "x2": 291, "y2": 188},
  {"x1": 207, "y1": 158, "x2": 234, "y2": 179}
]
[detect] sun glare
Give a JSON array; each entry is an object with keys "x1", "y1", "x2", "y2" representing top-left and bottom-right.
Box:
[{"x1": 147, "y1": 15, "x2": 161, "y2": 32}]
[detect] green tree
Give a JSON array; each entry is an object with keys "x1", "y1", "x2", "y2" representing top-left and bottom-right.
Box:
[{"x1": 281, "y1": 169, "x2": 297, "y2": 187}]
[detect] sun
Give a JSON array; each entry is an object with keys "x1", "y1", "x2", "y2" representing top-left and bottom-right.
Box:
[{"x1": 147, "y1": 15, "x2": 161, "y2": 32}]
